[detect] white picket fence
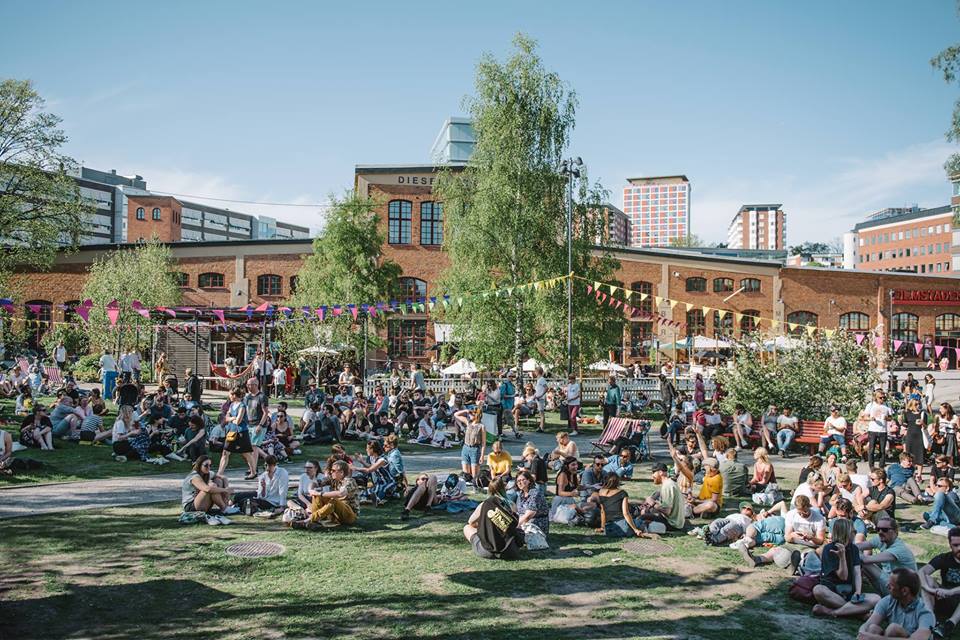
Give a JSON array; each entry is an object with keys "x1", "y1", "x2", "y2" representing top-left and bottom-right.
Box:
[{"x1": 364, "y1": 375, "x2": 714, "y2": 405}]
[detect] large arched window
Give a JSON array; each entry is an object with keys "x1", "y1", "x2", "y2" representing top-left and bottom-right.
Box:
[
  {"x1": 397, "y1": 277, "x2": 427, "y2": 301},
  {"x1": 685, "y1": 277, "x2": 706, "y2": 292},
  {"x1": 686, "y1": 309, "x2": 705, "y2": 337},
  {"x1": 629, "y1": 320, "x2": 652, "y2": 359},
  {"x1": 713, "y1": 278, "x2": 734, "y2": 293},
  {"x1": 712, "y1": 311, "x2": 734, "y2": 337},
  {"x1": 257, "y1": 274, "x2": 282, "y2": 296},
  {"x1": 839, "y1": 312, "x2": 870, "y2": 332},
  {"x1": 892, "y1": 312, "x2": 919, "y2": 343},
  {"x1": 198, "y1": 272, "x2": 224, "y2": 288},
  {"x1": 937, "y1": 314, "x2": 960, "y2": 350},
  {"x1": 136, "y1": 207, "x2": 145, "y2": 220},
  {"x1": 740, "y1": 278, "x2": 761, "y2": 293},
  {"x1": 420, "y1": 201, "x2": 443, "y2": 246},
  {"x1": 740, "y1": 309, "x2": 760, "y2": 334},
  {"x1": 388, "y1": 200, "x2": 412, "y2": 244},
  {"x1": 786, "y1": 311, "x2": 818, "y2": 335},
  {"x1": 172, "y1": 272, "x2": 189, "y2": 287},
  {"x1": 152, "y1": 207, "x2": 161, "y2": 220}
]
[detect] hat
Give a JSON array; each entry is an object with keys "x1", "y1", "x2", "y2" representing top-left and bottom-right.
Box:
[
  {"x1": 703, "y1": 458, "x2": 718, "y2": 469},
  {"x1": 738, "y1": 501, "x2": 754, "y2": 510},
  {"x1": 651, "y1": 463, "x2": 668, "y2": 474},
  {"x1": 770, "y1": 547, "x2": 793, "y2": 569}
]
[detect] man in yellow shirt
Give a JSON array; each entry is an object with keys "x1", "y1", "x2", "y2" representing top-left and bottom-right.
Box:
[
  {"x1": 487, "y1": 439, "x2": 513, "y2": 484},
  {"x1": 692, "y1": 458, "x2": 723, "y2": 517}
]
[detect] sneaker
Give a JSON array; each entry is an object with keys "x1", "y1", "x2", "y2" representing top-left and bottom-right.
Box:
[
  {"x1": 223, "y1": 505, "x2": 240, "y2": 516},
  {"x1": 113, "y1": 454, "x2": 127, "y2": 463},
  {"x1": 253, "y1": 510, "x2": 274, "y2": 518},
  {"x1": 205, "y1": 515, "x2": 222, "y2": 526},
  {"x1": 165, "y1": 452, "x2": 185, "y2": 462},
  {"x1": 216, "y1": 515, "x2": 232, "y2": 525},
  {"x1": 569, "y1": 431, "x2": 580, "y2": 437},
  {"x1": 319, "y1": 519, "x2": 338, "y2": 528},
  {"x1": 922, "y1": 519, "x2": 936, "y2": 530},
  {"x1": 293, "y1": 449, "x2": 302, "y2": 455},
  {"x1": 738, "y1": 543, "x2": 760, "y2": 567},
  {"x1": 687, "y1": 526, "x2": 704, "y2": 537},
  {"x1": 729, "y1": 539, "x2": 746, "y2": 549},
  {"x1": 400, "y1": 509, "x2": 410, "y2": 521},
  {"x1": 933, "y1": 620, "x2": 956, "y2": 639}
]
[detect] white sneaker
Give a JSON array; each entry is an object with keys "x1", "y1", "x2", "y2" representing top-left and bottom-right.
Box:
[
  {"x1": 223, "y1": 505, "x2": 240, "y2": 516},
  {"x1": 729, "y1": 540, "x2": 746, "y2": 549},
  {"x1": 253, "y1": 510, "x2": 274, "y2": 518},
  {"x1": 205, "y1": 515, "x2": 221, "y2": 526},
  {"x1": 165, "y1": 452, "x2": 185, "y2": 462},
  {"x1": 216, "y1": 515, "x2": 232, "y2": 525},
  {"x1": 293, "y1": 449, "x2": 302, "y2": 455},
  {"x1": 113, "y1": 455, "x2": 127, "y2": 463}
]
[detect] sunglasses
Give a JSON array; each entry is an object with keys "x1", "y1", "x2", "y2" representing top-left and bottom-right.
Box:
[{"x1": 876, "y1": 527, "x2": 893, "y2": 533}]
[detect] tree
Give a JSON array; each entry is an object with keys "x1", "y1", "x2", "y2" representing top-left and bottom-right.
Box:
[
  {"x1": 668, "y1": 234, "x2": 703, "y2": 248},
  {"x1": 714, "y1": 331, "x2": 881, "y2": 421},
  {"x1": 932, "y1": 5, "x2": 960, "y2": 179},
  {"x1": 435, "y1": 34, "x2": 621, "y2": 375},
  {"x1": 81, "y1": 239, "x2": 182, "y2": 353},
  {"x1": 284, "y1": 192, "x2": 401, "y2": 361},
  {"x1": 789, "y1": 241, "x2": 831, "y2": 256},
  {"x1": 0, "y1": 79, "x2": 92, "y2": 288}
]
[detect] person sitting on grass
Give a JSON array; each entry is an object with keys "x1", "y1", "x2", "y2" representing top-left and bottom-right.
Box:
[
  {"x1": 811, "y1": 517, "x2": 866, "y2": 618},
  {"x1": 515, "y1": 470, "x2": 549, "y2": 539},
  {"x1": 401, "y1": 472, "x2": 440, "y2": 521},
  {"x1": 250, "y1": 455, "x2": 289, "y2": 516},
  {"x1": 290, "y1": 459, "x2": 323, "y2": 510},
  {"x1": 0, "y1": 427, "x2": 14, "y2": 473},
  {"x1": 603, "y1": 448, "x2": 635, "y2": 480},
  {"x1": 581, "y1": 454, "x2": 607, "y2": 496},
  {"x1": 298, "y1": 459, "x2": 359, "y2": 528},
  {"x1": 19, "y1": 405, "x2": 54, "y2": 450},
  {"x1": 549, "y1": 456, "x2": 582, "y2": 524},
  {"x1": 519, "y1": 444, "x2": 548, "y2": 496},
  {"x1": 691, "y1": 458, "x2": 723, "y2": 518},
  {"x1": 785, "y1": 494, "x2": 825, "y2": 549},
  {"x1": 353, "y1": 440, "x2": 396, "y2": 506},
  {"x1": 111, "y1": 405, "x2": 149, "y2": 462},
  {"x1": 79, "y1": 401, "x2": 110, "y2": 444},
  {"x1": 638, "y1": 462, "x2": 685, "y2": 531},
  {"x1": 856, "y1": 467, "x2": 897, "y2": 527},
  {"x1": 176, "y1": 415, "x2": 208, "y2": 462},
  {"x1": 888, "y1": 452, "x2": 928, "y2": 506},
  {"x1": 719, "y1": 448, "x2": 749, "y2": 498},
  {"x1": 463, "y1": 477, "x2": 522, "y2": 559},
  {"x1": 487, "y1": 439, "x2": 513, "y2": 485},
  {"x1": 548, "y1": 431, "x2": 580, "y2": 472},
  {"x1": 921, "y1": 477, "x2": 960, "y2": 530},
  {"x1": 384, "y1": 434, "x2": 405, "y2": 489},
  {"x1": 856, "y1": 517, "x2": 918, "y2": 601},
  {"x1": 792, "y1": 472, "x2": 828, "y2": 514},
  {"x1": 920, "y1": 526, "x2": 960, "y2": 639},
  {"x1": 858, "y1": 568, "x2": 935, "y2": 640},
  {"x1": 182, "y1": 455, "x2": 234, "y2": 524},
  {"x1": 596, "y1": 473, "x2": 644, "y2": 537},
  {"x1": 14, "y1": 385, "x2": 32, "y2": 416},
  {"x1": 828, "y1": 497, "x2": 868, "y2": 543},
  {"x1": 49, "y1": 394, "x2": 82, "y2": 440},
  {"x1": 748, "y1": 447, "x2": 777, "y2": 493}
]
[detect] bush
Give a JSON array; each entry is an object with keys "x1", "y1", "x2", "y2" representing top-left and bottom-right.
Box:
[
  {"x1": 714, "y1": 331, "x2": 881, "y2": 421},
  {"x1": 40, "y1": 324, "x2": 88, "y2": 359},
  {"x1": 72, "y1": 353, "x2": 102, "y2": 383}
]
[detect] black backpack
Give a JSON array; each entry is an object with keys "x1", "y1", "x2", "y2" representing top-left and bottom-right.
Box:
[{"x1": 476, "y1": 468, "x2": 492, "y2": 489}]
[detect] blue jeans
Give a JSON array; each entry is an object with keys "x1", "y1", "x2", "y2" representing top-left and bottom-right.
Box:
[
  {"x1": 102, "y1": 370, "x2": 118, "y2": 400},
  {"x1": 605, "y1": 518, "x2": 633, "y2": 537},
  {"x1": 776, "y1": 429, "x2": 795, "y2": 452},
  {"x1": 927, "y1": 490, "x2": 960, "y2": 526}
]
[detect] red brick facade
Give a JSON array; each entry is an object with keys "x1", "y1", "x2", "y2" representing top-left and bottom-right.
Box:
[{"x1": 127, "y1": 195, "x2": 183, "y2": 243}]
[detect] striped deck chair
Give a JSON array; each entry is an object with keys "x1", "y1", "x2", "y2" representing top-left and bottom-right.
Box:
[
  {"x1": 16, "y1": 356, "x2": 29, "y2": 373},
  {"x1": 590, "y1": 417, "x2": 629, "y2": 456},
  {"x1": 44, "y1": 365, "x2": 64, "y2": 387}
]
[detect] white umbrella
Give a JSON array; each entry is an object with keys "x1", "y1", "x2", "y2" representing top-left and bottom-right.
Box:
[
  {"x1": 297, "y1": 345, "x2": 343, "y2": 356},
  {"x1": 763, "y1": 336, "x2": 802, "y2": 351},
  {"x1": 587, "y1": 360, "x2": 628, "y2": 373},
  {"x1": 441, "y1": 358, "x2": 478, "y2": 376},
  {"x1": 522, "y1": 357, "x2": 550, "y2": 372}
]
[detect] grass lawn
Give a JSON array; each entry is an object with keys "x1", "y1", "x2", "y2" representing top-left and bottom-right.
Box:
[
  {"x1": 0, "y1": 397, "x2": 659, "y2": 486},
  {"x1": 1, "y1": 470, "x2": 949, "y2": 640}
]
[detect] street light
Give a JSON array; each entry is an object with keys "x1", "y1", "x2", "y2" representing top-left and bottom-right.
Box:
[{"x1": 560, "y1": 157, "x2": 583, "y2": 376}]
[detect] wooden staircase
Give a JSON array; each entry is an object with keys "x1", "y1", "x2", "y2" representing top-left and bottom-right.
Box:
[{"x1": 156, "y1": 324, "x2": 211, "y2": 378}]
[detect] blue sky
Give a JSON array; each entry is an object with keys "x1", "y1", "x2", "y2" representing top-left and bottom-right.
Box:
[{"x1": 2, "y1": 0, "x2": 958, "y2": 244}]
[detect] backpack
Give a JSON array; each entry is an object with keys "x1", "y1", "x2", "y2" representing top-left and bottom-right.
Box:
[
  {"x1": 788, "y1": 574, "x2": 819, "y2": 604},
  {"x1": 475, "y1": 468, "x2": 492, "y2": 489}
]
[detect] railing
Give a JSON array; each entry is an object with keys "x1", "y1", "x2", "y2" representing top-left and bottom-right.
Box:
[{"x1": 363, "y1": 375, "x2": 714, "y2": 405}]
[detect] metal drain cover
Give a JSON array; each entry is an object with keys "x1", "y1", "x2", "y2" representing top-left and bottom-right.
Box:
[
  {"x1": 225, "y1": 541, "x2": 286, "y2": 558},
  {"x1": 622, "y1": 537, "x2": 672, "y2": 556}
]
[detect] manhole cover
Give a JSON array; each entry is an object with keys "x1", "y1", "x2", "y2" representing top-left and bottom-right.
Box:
[
  {"x1": 225, "y1": 541, "x2": 286, "y2": 558},
  {"x1": 623, "y1": 537, "x2": 672, "y2": 556}
]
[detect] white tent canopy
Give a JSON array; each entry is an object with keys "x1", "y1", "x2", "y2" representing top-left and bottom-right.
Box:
[
  {"x1": 587, "y1": 360, "x2": 629, "y2": 373},
  {"x1": 659, "y1": 335, "x2": 735, "y2": 350},
  {"x1": 523, "y1": 358, "x2": 550, "y2": 372},
  {"x1": 297, "y1": 345, "x2": 343, "y2": 356},
  {"x1": 763, "y1": 336, "x2": 803, "y2": 351},
  {"x1": 441, "y1": 358, "x2": 478, "y2": 376}
]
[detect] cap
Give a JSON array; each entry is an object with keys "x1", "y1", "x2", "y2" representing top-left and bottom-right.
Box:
[
  {"x1": 738, "y1": 501, "x2": 754, "y2": 510},
  {"x1": 651, "y1": 463, "x2": 668, "y2": 474},
  {"x1": 703, "y1": 458, "x2": 718, "y2": 469}
]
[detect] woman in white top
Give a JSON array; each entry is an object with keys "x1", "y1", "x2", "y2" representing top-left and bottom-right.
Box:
[
  {"x1": 819, "y1": 405, "x2": 849, "y2": 458},
  {"x1": 731, "y1": 404, "x2": 753, "y2": 450},
  {"x1": 861, "y1": 389, "x2": 892, "y2": 468},
  {"x1": 923, "y1": 374, "x2": 937, "y2": 413},
  {"x1": 937, "y1": 402, "x2": 960, "y2": 465},
  {"x1": 565, "y1": 374, "x2": 582, "y2": 436},
  {"x1": 111, "y1": 405, "x2": 142, "y2": 462}
]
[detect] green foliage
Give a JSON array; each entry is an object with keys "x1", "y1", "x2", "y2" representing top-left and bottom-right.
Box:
[
  {"x1": 435, "y1": 34, "x2": 621, "y2": 374},
  {"x1": 668, "y1": 234, "x2": 702, "y2": 248},
  {"x1": 932, "y1": 15, "x2": 960, "y2": 179},
  {"x1": 0, "y1": 79, "x2": 92, "y2": 289},
  {"x1": 71, "y1": 353, "x2": 102, "y2": 383},
  {"x1": 80, "y1": 240, "x2": 181, "y2": 353},
  {"x1": 284, "y1": 192, "x2": 401, "y2": 358},
  {"x1": 40, "y1": 323, "x2": 87, "y2": 359},
  {"x1": 715, "y1": 331, "x2": 881, "y2": 420},
  {"x1": 789, "y1": 241, "x2": 831, "y2": 256}
]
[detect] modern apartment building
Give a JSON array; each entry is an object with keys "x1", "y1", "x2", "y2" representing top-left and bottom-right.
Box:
[
  {"x1": 429, "y1": 117, "x2": 476, "y2": 165},
  {"x1": 846, "y1": 205, "x2": 954, "y2": 274},
  {"x1": 727, "y1": 204, "x2": 786, "y2": 250},
  {"x1": 598, "y1": 203, "x2": 631, "y2": 247},
  {"x1": 69, "y1": 166, "x2": 310, "y2": 245},
  {"x1": 621, "y1": 175, "x2": 690, "y2": 247}
]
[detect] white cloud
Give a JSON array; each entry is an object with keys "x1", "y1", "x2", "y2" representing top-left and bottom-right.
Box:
[
  {"x1": 691, "y1": 139, "x2": 956, "y2": 246},
  {"x1": 141, "y1": 168, "x2": 329, "y2": 235}
]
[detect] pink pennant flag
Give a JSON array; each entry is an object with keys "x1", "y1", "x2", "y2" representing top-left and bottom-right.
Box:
[
  {"x1": 369, "y1": 307, "x2": 377, "y2": 318},
  {"x1": 893, "y1": 339, "x2": 903, "y2": 353},
  {"x1": 936, "y1": 345, "x2": 945, "y2": 358},
  {"x1": 586, "y1": 285, "x2": 593, "y2": 295},
  {"x1": 332, "y1": 306, "x2": 343, "y2": 317},
  {"x1": 26, "y1": 304, "x2": 41, "y2": 315},
  {"x1": 599, "y1": 293, "x2": 607, "y2": 303},
  {"x1": 315, "y1": 308, "x2": 326, "y2": 322},
  {"x1": 350, "y1": 305, "x2": 358, "y2": 321},
  {"x1": 106, "y1": 300, "x2": 120, "y2": 328},
  {"x1": 915, "y1": 343, "x2": 924, "y2": 356},
  {"x1": 955, "y1": 348, "x2": 960, "y2": 362},
  {"x1": 255, "y1": 302, "x2": 270, "y2": 312},
  {"x1": 212, "y1": 309, "x2": 225, "y2": 325},
  {"x1": 854, "y1": 334, "x2": 865, "y2": 345},
  {"x1": 75, "y1": 305, "x2": 91, "y2": 322},
  {"x1": 131, "y1": 300, "x2": 151, "y2": 320}
]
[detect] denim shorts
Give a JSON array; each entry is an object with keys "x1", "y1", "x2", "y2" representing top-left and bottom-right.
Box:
[
  {"x1": 605, "y1": 518, "x2": 633, "y2": 537},
  {"x1": 461, "y1": 444, "x2": 481, "y2": 466}
]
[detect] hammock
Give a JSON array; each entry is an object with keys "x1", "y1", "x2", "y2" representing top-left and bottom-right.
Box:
[{"x1": 209, "y1": 362, "x2": 255, "y2": 380}]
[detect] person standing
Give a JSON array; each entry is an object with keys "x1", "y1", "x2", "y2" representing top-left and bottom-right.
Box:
[
  {"x1": 410, "y1": 363, "x2": 425, "y2": 392},
  {"x1": 499, "y1": 372, "x2": 517, "y2": 438},
  {"x1": 99, "y1": 349, "x2": 118, "y2": 401},
  {"x1": 533, "y1": 367, "x2": 548, "y2": 433},
  {"x1": 118, "y1": 348, "x2": 133, "y2": 383},
  {"x1": 185, "y1": 368, "x2": 203, "y2": 406},
  {"x1": 901, "y1": 398, "x2": 927, "y2": 482},
  {"x1": 603, "y1": 375, "x2": 622, "y2": 431},
  {"x1": 863, "y1": 390, "x2": 893, "y2": 468},
  {"x1": 924, "y1": 374, "x2": 938, "y2": 415},
  {"x1": 272, "y1": 365, "x2": 287, "y2": 399},
  {"x1": 128, "y1": 348, "x2": 142, "y2": 383},
  {"x1": 565, "y1": 373, "x2": 581, "y2": 437},
  {"x1": 53, "y1": 341, "x2": 67, "y2": 370}
]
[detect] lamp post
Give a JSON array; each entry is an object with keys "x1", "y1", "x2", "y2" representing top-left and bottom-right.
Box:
[{"x1": 560, "y1": 157, "x2": 583, "y2": 376}]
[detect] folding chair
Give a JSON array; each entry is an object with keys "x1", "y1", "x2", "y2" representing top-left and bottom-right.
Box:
[
  {"x1": 44, "y1": 365, "x2": 64, "y2": 387},
  {"x1": 590, "y1": 417, "x2": 629, "y2": 456}
]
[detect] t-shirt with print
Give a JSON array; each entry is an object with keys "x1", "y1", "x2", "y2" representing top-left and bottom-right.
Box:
[
  {"x1": 864, "y1": 401, "x2": 893, "y2": 434},
  {"x1": 929, "y1": 552, "x2": 960, "y2": 590},
  {"x1": 334, "y1": 476, "x2": 360, "y2": 514}
]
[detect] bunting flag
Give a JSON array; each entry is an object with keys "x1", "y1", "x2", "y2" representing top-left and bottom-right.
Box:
[
  {"x1": 26, "y1": 303, "x2": 42, "y2": 315},
  {"x1": 131, "y1": 300, "x2": 152, "y2": 320},
  {"x1": 873, "y1": 336, "x2": 882, "y2": 349},
  {"x1": 893, "y1": 339, "x2": 903, "y2": 352},
  {"x1": 106, "y1": 300, "x2": 121, "y2": 327},
  {"x1": 914, "y1": 342, "x2": 924, "y2": 356},
  {"x1": 315, "y1": 308, "x2": 325, "y2": 322},
  {"x1": 254, "y1": 302, "x2": 270, "y2": 313},
  {"x1": 212, "y1": 309, "x2": 225, "y2": 325},
  {"x1": 349, "y1": 305, "x2": 359, "y2": 321},
  {"x1": 855, "y1": 334, "x2": 865, "y2": 345},
  {"x1": 936, "y1": 345, "x2": 945, "y2": 358}
]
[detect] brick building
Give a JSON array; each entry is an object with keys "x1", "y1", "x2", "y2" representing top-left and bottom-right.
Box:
[
  {"x1": 11, "y1": 163, "x2": 960, "y2": 370},
  {"x1": 726, "y1": 204, "x2": 786, "y2": 250},
  {"x1": 846, "y1": 205, "x2": 954, "y2": 274}
]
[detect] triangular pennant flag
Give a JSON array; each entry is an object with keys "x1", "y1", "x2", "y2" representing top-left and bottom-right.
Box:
[
  {"x1": 654, "y1": 296, "x2": 663, "y2": 306},
  {"x1": 788, "y1": 322, "x2": 798, "y2": 332},
  {"x1": 872, "y1": 336, "x2": 881, "y2": 349},
  {"x1": 593, "y1": 281, "x2": 602, "y2": 293},
  {"x1": 106, "y1": 300, "x2": 120, "y2": 328},
  {"x1": 315, "y1": 308, "x2": 325, "y2": 322},
  {"x1": 668, "y1": 299, "x2": 679, "y2": 309},
  {"x1": 915, "y1": 342, "x2": 924, "y2": 356},
  {"x1": 893, "y1": 339, "x2": 903, "y2": 352},
  {"x1": 702, "y1": 306, "x2": 711, "y2": 315},
  {"x1": 805, "y1": 325, "x2": 816, "y2": 336},
  {"x1": 824, "y1": 329, "x2": 835, "y2": 339},
  {"x1": 212, "y1": 309, "x2": 225, "y2": 325},
  {"x1": 770, "y1": 319, "x2": 779, "y2": 331},
  {"x1": 131, "y1": 300, "x2": 151, "y2": 320},
  {"x1": 350, "y1": 305, "x2": 358, "y2": 321},
  {"x1": 936, "y1": 345, "x2": 945, "y2": 358},
  {"x1": 734, "y1": 312, "x2": 743, "y2": 324},
  {"x1": 608, "y1": 284, "x2": 617, "y2": 295},
  {"x1": 369, "y1": 307, "x2": 377, "y2": 318},
  {"x1": 255, "y1": 302, "x2": 270, "y2": 312},
  {"x1": 716, "y1": 309, "x2": 727, "y2": 320},
  {"x1": 685, "y1": 303, "x2": 693, "y2": 312},
  {"x1": 76, "y1": 305, "x2": 91, "y2": 323},
  {"x1": 333, "y1": 306, "x2": 343, "y2": 317},
  {"x1": 586, "y1": 285, "x2": 593, "y2": 295},
  {"x1": 638, "y1": 293, "x2": 648, "y2": 301},
  {"x1": 955, "y1": 348, "x2": 960, "y2": 362},
  {"x1": 26, "y1": 303, "x2": 41, "y2": 315},
  {"x1": 855, "y1": 333, "x2": 865, "y2": 345}
]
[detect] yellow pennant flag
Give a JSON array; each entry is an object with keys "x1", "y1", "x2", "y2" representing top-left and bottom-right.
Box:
[
  {"x1": 654, "y1": 296, "x2": 663, "y2": 306},
  {"x1": 770, "y1": 319, "x2": 779, "y2": 331},
  {"x1": 593, "y1": 281, "x2": 602, "y2": 292},
  {"x1": 702, "y1": 306, "x2": 711, "y2": 315},
  {"x1": 717, "y1": 309, "x2": 727, "y2": 320},
  {"x1": 788, "y1": 322, "x2": 798, "y2": 332},
  {"x1": 825, "y1": 329, "x2": 835, "y2": 338},
  {"x1": 639, "y1": 293, "x2": 648, "y2": 301},
  {"x1": 669, "y1": 299, "x2": 679, "y2": 309},
  {"x1": 685, "y1": 302, "x2": 694, "y2": 312},
  {"x1": 734, "y1": 312, "x2": 743, "y2": 324},
  {"x1": 805, "y1": 325, "x2": 816, "y2": 336},
  {"x1": 608, "y1": 284, "x2": 617, "y2": 295}
]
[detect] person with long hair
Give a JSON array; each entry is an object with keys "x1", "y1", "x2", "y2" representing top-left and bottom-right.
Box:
[
  {"x1": 290, "y1": 459, "x2": 323, "y2": 510},
  {"x1": 596, "y1": 474, "x2": 644, "y2": 537},
  {"x1": 457, "y1": 407, "x2": 486, "y2": 482},
  {"x1": 811, "y1": 517, "x2": 865, "y2": 617},
  {"x1": 900, "y1": 397, "x2": 927, "y2": 482},
  {"x1": 181, "y1": 455, "x2": 233, "y2": 523},
  {"x1": 938, "y1": 402, "x2": 959, "y2": 466},
  {"x1": 463, "y1": 477, "x2": 521, "y2": 559},
  {"x1": 217, "y1": 388, "x2": 258, "y2": 480},
  {"x1": 748, "y1": 447, "x2": 776, "y2": 493},
  {"x1": 549, "y1": 456, "x2": 582, "y2": 523},
  {"x1": 515, "y1": 470, "x2": 549, "y2": 536},
  {"x1": 353, "y1": 439, "x2": 396, "y2": 505},
  {"x1": 924, "y1": 373, "x2": 937, "y2": 413}
]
